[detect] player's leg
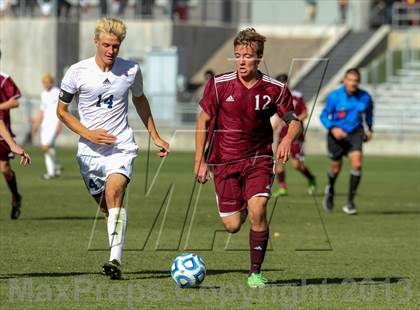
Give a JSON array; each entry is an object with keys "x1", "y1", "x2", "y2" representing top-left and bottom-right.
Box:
[
  {"x1": 291, "y1": 158, "x2": 317, "y2": 194},
  {"x1": 41, "y1": 127, "x2": 61, "y2": 178},
  {"x1": 272, "y1": 161, "x2": 287, "y2": 197},
  {"x1": 343, "y1": 150, "x2": 362, "y2": 215},
  {"x1": 220, "y1": 212, "x2": 242, "y2": 234},
  {"x1": 93, "y1": 191, "x2": 108, "y2": 216},
  {"x1": 102, "y1": 173, "x2": 128, "y2": 280},
  {"x1": 214, "y1": 162, "x2": 246, "y2": 233},
  {"x1": 41, "y1": 144, "x2": 56, "y2": 179},
  {"x1": 246, "y1": 195, "x2": 270, "y2": 288},
  {"x1": 324, "y1": 159, "x2": 342, "y2": 211},
  {"x1": 242, "y1": 157, "x2": 273, "y2": 288},
  {"x1": 343, "y1": 129, "x2": 364, "y2": 215},
  {"x1": 324, "y1": 133, "x2": 344, "y2": 211},
  {"x1": 0, "y1": 159, "x2": 21, "y2": 219},
  {"x1": 102, "y1": 151, "x2": 137, "y2": 279}
]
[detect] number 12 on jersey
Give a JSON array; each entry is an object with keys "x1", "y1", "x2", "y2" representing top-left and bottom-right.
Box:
[
  {"x1": 96, "y1": 94, "x2": 114, "y2": 109},
  {"x1": 255, "y1": 94, "x2": 271, "y2": 111}
]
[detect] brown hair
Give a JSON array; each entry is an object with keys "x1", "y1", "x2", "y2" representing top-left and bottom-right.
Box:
[
  {"x1": 233, "y1": 28, "x2": 266, "y2": 57},
  {"x1": 345, "y1": 68, "x2": 360, "y2": 79}
]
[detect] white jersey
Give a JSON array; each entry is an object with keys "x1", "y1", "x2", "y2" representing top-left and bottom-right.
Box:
[
  {"x1": 60, "y1": 57, "x2": 143, "y2": 156},
  {"x1": 40, "y1": 87, "x2": 60, "y2": 130}
]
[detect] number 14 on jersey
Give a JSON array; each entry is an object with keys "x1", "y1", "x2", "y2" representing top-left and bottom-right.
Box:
[{"x1": 96, "y1": 94, "x2": 114, "y2": 109}]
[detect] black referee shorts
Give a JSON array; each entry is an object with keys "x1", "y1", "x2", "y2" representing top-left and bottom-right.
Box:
[{"x1": 327, "y1": 127, "x2": 364, "y2": 161}]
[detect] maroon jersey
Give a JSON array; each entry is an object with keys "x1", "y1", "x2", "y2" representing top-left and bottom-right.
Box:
[
  {"x1": 279, "y1": 90, "x2": 306, "y2": 143},
  {"x1": 199, "y1": 71, "x2": 295, "y2": 164},
  {"x1": 0, "y1": 72, "x2": 21, "y2": 139}
]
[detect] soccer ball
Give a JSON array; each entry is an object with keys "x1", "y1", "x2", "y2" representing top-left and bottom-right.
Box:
[{"x1": 170, "y1": 252, "x2": 206, "y2": 287}]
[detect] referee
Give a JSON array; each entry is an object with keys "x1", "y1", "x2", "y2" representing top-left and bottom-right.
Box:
[{"x1": 320, "y1": 68, "x2": 374, "y2": 215}]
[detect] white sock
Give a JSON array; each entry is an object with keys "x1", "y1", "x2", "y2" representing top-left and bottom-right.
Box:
[
  {"x1": 44, "y1": 151, "x2": 55, "y2": 176},
  {"x1": 107, "y1": 208, "x2": 127, "y2": 264}
]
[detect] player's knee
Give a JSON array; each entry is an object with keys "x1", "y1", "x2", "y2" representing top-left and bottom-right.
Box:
[
  {"x1": 291, "y1": 160, "x2": 301, "y2": 169},
  {"x1": 330, "y1": 162, "x2": 342, "y2": 174},
  {"x1": 105, "y1": 186, "x2": 121, "y2": 200},
  {"x1": 41, "y1": 145, "x2": 49, "y2": 152},
  {"x1": 248, "y1": 209, "x2": 267, "y2": 226},
  {"x1": 224, "y1": 222, "x2": 241, "y2": 234},
  {"x1": 0, "y1": 161, "x2": 11, "y2": 174}
]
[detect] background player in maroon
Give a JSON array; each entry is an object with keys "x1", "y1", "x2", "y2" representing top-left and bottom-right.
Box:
[
  {"x1": 272, "y1": 73, "x2": 316, "y2": 197},
  {"x1": 0, "y1": 49, "x2": 31, "y2": 219},
  {"x1": 194, "y1": 28, "x2": 302, "y2": 288}
]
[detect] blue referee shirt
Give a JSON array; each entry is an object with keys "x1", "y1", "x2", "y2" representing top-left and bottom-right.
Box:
[{"x1": 320, "y1": 86, "x2": 374, "y2": 133}]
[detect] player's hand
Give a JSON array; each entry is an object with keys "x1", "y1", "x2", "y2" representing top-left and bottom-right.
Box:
[
  {"x1": 364, "y1": 130, "x2": 373, "y2": 142},
  {"x1": 276, "y1": 137, "x2": 292, "y2": 164},
  {"x1": 10, "y1": 144, "x2": 31, "y2": 166},
  {"x1": 331, "y1": 127, "x2": 347, "y2": 140},
  {"x1": 194, "y1": 159, "x2": 210, "y2": 184},
  {"x1": 87, "y1": 129, "x2": 117, "y2": 145},
  {"x1": 153, "y1": 137, "x2": 170, "y2": 158}
]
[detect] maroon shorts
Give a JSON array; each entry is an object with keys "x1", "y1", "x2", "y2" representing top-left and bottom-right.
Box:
[
  {"x1": 212, "y1": 156, "x2": 275, "y2": 217},
  {"x1": 0, "y1": 140, "x2": 14, "y2": 161},
  {"x1": 290, "y1": 141, "x2": 305, "y2": 161}
]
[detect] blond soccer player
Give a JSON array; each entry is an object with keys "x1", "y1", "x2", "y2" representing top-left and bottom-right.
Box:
[
  {"x1": 32, "y1": 74, "x2": 62, "y2": 179},
  {"x1": 57, "y1": 17, "x2": 169, "y2": 279}
]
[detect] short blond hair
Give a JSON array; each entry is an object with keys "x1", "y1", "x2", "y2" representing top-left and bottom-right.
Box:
[
  {"x1": 95, "y1": 17, "x2": 127, "y2": 42},
  {"x1": 42, "y1": 73, "x2": 54, "y2": 83},
  {"x1": 234, "y1": 28, "x2": 266, "y2": 57}
]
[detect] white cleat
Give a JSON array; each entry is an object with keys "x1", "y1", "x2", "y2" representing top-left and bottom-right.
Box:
[{"x1": 342, "y1": 202, "x2": 358, "y2": 215}]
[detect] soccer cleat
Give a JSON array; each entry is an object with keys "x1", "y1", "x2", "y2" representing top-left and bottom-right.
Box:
[
  {"x1": 272, "y1": 187, "x2": 288, "y2": 197},
  {"x1": 247, "y1": 273, "x2": 268, "y2": 288},
  {"x1": 323, "y1": 185, "x2": 334, "y2": 212},
  {"x1": 55, "y1": 165, "x2": 63, "y2": 177},
  {"x1": 102, "y1": 259, "x2": 122, "y2": 280},
  {"x1": 307, "y1": 178, "x2": 317, "y2": 195},
  {"x1": 11, "y1": 194, "x2": 22, "y2": 220},
  {"x1": 342, "y1": 201, "x2": 358, "y2": 215},
  {"x1": 42, "y1": 173, "x2": 55, "y2": 180}
]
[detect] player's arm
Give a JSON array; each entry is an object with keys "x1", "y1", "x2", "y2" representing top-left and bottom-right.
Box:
[
  {"x1": 57, "y1": 98, "x2": 116, "y2": 145},
  {"x1": 0, "y1": 77, "x2": 21, "y2": 110},
  {"x1": 195, "y1": 110, "x2": 211, "y2": 184},
  {"x1": 194, "y1": 78, "x2": 217, "y2": 184},
  {"x1": 298, "y1": 110, "x2": 307, "y2": 121},
  {"x1": 321, "y1": 93, "x2": 347, "y2": 139},
  {"x1": 0, "y1": 119, "x2": 31, "y2": 166},
  {"x1": 132, "y1": 94, "x2": 169, "y2": 157},
  {"x1": 363, "y1": 98, "x2": 374, "y2": 142},
  {"x1": 32, "y1": 111, "x2": 44, "y2": 135},
  {"x1": 0, "y1": 98, "x2": 19, "y2": 110},
  {"x1": 272, "y1": 116, "x2": 286, "y2": 131},
  {"x1": 295, "y1": 96, "x2": 308, "y2": 121},
  {"x1": 276, "y1": 88, "x2": 303, "y2": 164},
  {"x1": 277, "y1": 119, "x2": 302, "y2": 164}
]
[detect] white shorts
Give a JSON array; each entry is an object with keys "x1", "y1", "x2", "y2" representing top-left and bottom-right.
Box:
[
  {"x1": 76, "y1": 150, "x2": 137, "y2": 196},
  {"x1": 40, "y1": 128, "x2": 58, "y2": 146}
]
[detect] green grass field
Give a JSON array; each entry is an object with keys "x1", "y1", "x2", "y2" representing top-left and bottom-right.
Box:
[{"x1": 0, "y1": 148, "x2": 419, "y2": 309}]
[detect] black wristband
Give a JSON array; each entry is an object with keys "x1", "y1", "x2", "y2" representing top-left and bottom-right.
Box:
[{"x1": 282, "y1": 111, "x2": 299, "y2": 125}]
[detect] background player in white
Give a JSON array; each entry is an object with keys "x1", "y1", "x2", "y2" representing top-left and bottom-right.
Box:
[
  {"x1": 32, "y1": 74, "x2": 62, "y2": 179},
  {"x1": 57, "y1": 17, "x2": 170, "y2": 279}
]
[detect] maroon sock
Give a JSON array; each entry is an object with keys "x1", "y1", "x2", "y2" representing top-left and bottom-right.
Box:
[
  {"x1": 299, "y1": 166, "x2": 315, "y2": 181},
  {"x1": 4, "y1": 171, "x2": 19, "y2": 199},
  {"x1": 277, "y1": 171, "x2": 286, "y2": 187},
  {"x1": 249, "y1": 229, "x2": 269, "y2": 274}
]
